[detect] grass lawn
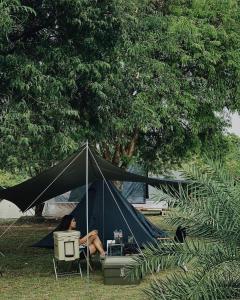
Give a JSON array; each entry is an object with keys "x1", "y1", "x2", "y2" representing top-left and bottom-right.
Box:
[{"x1": 0, "y1": 216, "x2": 174, "y2": 300}]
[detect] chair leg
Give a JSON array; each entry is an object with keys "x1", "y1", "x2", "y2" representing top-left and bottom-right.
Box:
[
  {"x1": 53, "y1": 257, "x2": 84, "y2": 279},
  {"x1": 78, "y1": 259, "x2": 83, "y2": 278},
  {"x1": 53, "y1": 257, "x2": 58, "y2": 280},
  {"x1": 83, "y1": 251, "x2": 93, "y2": 272}
]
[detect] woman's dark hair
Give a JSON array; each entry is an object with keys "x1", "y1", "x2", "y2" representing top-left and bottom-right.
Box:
[{"x1": 58, "y1": 214, "x2": 75, "y2": 231}]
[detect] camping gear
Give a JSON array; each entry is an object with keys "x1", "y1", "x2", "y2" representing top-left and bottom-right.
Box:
[
  {"x1": 52, "y1": 256, "x2": 82, "y2": 280},
  {"x1": 123, "y1": 243, "x2": 139, "y2": 255},
  {"x1": 174, "y1": 226, "x2": 187, "y2": 243},
  {"x1": 128, "y1": 235, "x2": 134, "y2": 243},
  {"x1": 53, "y1": 231, "x2": 80, "y2": 261},
  {"x1": 52, "y1": 230, "x2": 82, "y2": 279},
  {"x1": 0, "y1": 142, "x2": 186, "y2": 280},
  {"x1": 113, "y1": 230, "x2": 118, "y2": 243},
  {"x1": 0, "y1": 200, "x2": 34, "y2": 219},
  {"x1": 114, "y1": 229, "x2": 123, "y2": 244},
  {"x1": 33, "y1": 180, "x2": 168, "y2": 249},
  {"x1": 108, "y1": 243, "x2": 124, "y2": 256},
  {"x1": 107, "y1": 240, "x2": 115, "y2": 255},
  {"x1": 102, "y1": 256, "x2": 141, "y2": 285},
  {"x1": 118, "y1": 230, "x2": 123, "y2": 243}
]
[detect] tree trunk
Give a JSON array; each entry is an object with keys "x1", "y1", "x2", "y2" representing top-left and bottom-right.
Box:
[
  {"x1": 33, "y1": 166, "x2": 45, "y2": 217},
  {"x1": 126, "y1": 130, "x2": 139, "y2": 158},
  {"x1": 35, "y1": 203, "x2": 44, "y2": 217}
]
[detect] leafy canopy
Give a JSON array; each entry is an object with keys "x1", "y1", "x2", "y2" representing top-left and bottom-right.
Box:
[{"x1": 0, "y1": 0, "x2": 240, "y2": 178}]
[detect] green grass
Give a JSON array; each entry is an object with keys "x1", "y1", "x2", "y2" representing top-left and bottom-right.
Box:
[{"x1": 0, "y1": 216, "x2": 174, "y2": 300}]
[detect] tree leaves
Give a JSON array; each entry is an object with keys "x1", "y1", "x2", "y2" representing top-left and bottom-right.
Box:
[{"x1": 0, "y1": 0, "x2": 240, "y2": 177}]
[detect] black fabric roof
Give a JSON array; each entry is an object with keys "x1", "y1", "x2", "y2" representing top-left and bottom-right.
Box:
[{"x1": 0, "y1": 145, "x2": 184, "y2": 212}]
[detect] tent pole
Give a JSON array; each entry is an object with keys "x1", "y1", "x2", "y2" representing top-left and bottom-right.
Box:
[
  {"x1": 86, "y1": 140, "x2": 89, "y2": 281},
  {"x1": 102, "y1": 181, "x2": 105, "y2": 244}
]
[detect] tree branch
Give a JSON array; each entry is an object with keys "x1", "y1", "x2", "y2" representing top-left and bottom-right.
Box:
[
  {"x1": 112, "y1": 143, "x2": 121, "y2": 166},
  {"x1": 126, "y1": 129, "x2": 139, "y2": 158},
  {"x1": 101, "y1": 142, "x2": 111, "y2": 161}
]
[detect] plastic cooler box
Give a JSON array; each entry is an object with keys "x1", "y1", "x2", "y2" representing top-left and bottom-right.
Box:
[
  {"x1": 53, "y1": 230, "x2": 80, "y2": 261},
  {"x1": 102, "y1": 256, "x2": 141, "y2": 285}
]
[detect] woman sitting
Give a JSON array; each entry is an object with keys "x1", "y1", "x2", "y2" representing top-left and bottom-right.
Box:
[{"x1": 58, "y1": 214, "x2": 105, "y2": 257}]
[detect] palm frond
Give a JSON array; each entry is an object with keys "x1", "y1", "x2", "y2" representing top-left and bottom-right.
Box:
[
  {"x1": 132, "y1": 159, "x2": 240, "y2": 299},
  {"x1": 145, "y1": 268, "x2": 240, "y2": 300}
]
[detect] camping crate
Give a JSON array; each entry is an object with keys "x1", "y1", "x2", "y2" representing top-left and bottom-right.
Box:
[
  {"x1": 102, "y1": 256, "x2": 141, "y2": 285},
  {"x1": 53, "y1": 230, "x2": 80, "y2": 261}
]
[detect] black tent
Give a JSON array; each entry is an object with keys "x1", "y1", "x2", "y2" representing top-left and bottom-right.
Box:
[
  {"x1": 0, "y1": 144, "x2": 184, "y2": 211},
  {"x1": 34, "y1": 180, "x2": 167, "y2": 249}
]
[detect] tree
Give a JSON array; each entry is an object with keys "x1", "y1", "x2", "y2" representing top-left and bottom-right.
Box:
[
  {"x1": 128, "y1": 160, "x2": 240, "y2": 299},
  {"x1": 0, "y1": 0, "x2": 240, "y2": 176},
  {"x1": 0, "y1": 169, "x2": 27, "y2": 187},
  {"x1": 97, "y1": 0, "x2": 240, "y2": 170},
  {"x1": 224, "y1": 134, "x2": 240, "y2": 178}
]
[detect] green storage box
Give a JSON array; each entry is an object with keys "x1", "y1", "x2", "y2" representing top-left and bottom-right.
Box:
[{"x1": 102, "y1": 256, "x2": 141, "y2": 285}]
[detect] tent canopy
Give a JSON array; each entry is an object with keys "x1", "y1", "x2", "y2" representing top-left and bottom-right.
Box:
[
  {"x1": 0, "y1": 145, "x2": 185, "y2": 212},
  {"x1": 33, "y1": 180, "x2": 167, "y2": 249}
]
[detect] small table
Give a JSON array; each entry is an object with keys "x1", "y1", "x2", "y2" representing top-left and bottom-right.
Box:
[{"x1": 108, "y1": 243, "x2": 124, "y2": 256}]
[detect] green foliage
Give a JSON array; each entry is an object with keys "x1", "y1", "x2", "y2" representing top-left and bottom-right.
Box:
[
  {"x1": 0, "y1": 0, "x2": 240, "y2": 176},
  {"x1": 127, "y1": 160, "x2": 240, "y2": 299},
  {"x1": 224, "y1": 134, "x2": 240, "y2": 178},
  {"x1": 0, "y1": 0, "x2": 35, "y2": 53},
  {"x1": 0, "y1": 169, "x2": 28, "y2": 187}
]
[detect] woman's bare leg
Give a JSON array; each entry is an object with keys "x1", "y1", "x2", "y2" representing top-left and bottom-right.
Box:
[
  {"x1": 80, "y1": 235, "x2": 95, "y2": 245},
  {"x1": 88, "y1": 244, "x2": 97, "y2": 255},
  {"x1": 80, "y1": 234, "x2": 105, "y2": 255},
  {"x1": 92, "y1": 236, "x2": 105, "y2": 255},
  {"x1": 92, "y1": 235, "x2": 103, "y2": 248}
]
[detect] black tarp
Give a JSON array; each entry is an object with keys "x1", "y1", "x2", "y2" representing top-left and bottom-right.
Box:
[
  {"x1": 33, "y1": 180, "x2": 167, "y2": 249},
  {"x1": 0, "y1": 145, "x2": 184, "y2": 212}
]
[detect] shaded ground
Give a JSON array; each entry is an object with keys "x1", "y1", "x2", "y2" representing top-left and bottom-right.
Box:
[{"x1": 0, "y1": 216, "x2": 174, "y2": 300}]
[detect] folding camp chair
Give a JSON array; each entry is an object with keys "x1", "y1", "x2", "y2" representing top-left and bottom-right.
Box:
[
  {"x1": 53, "y1": 256, "x2": 82, "y2": 280},
  {"x1": 53, "y1": 246, "x2": 93, "y2": 279}
]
